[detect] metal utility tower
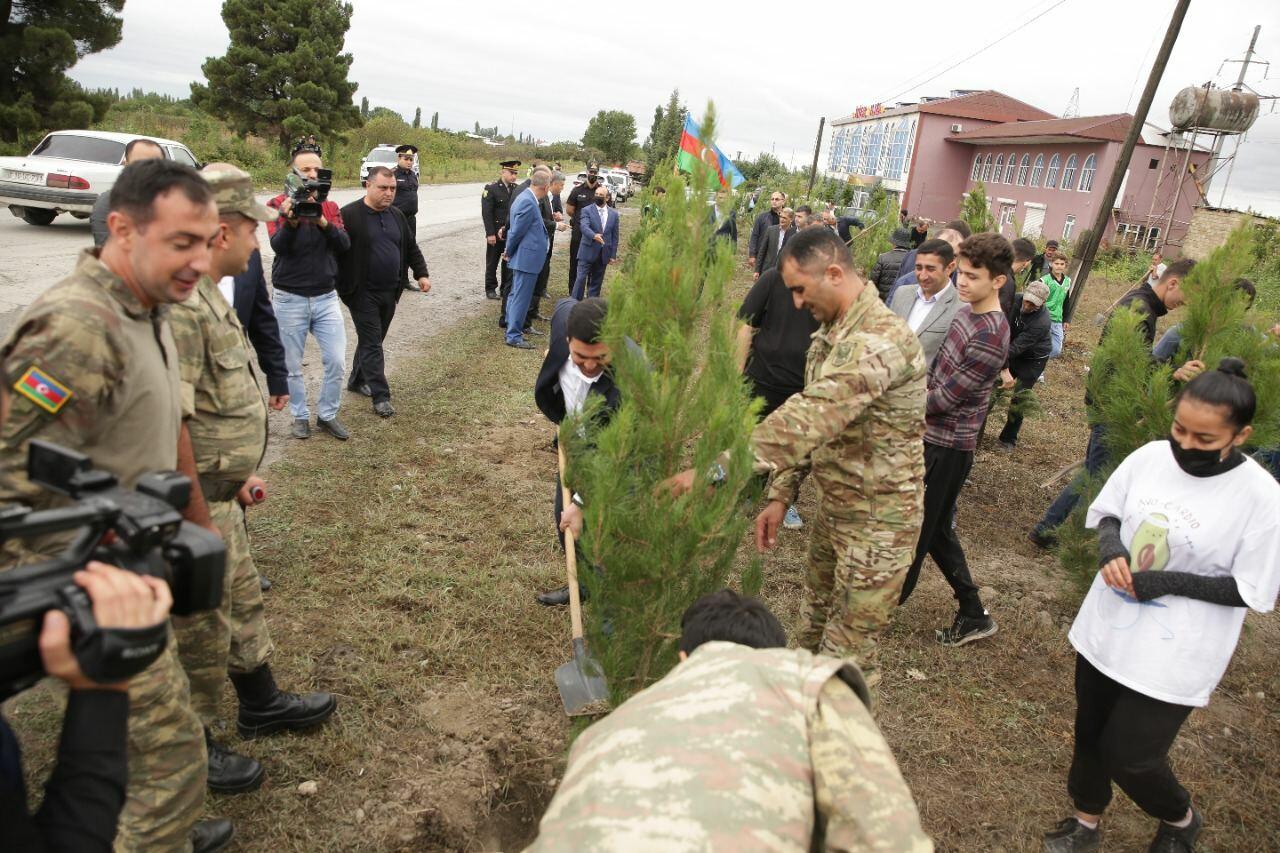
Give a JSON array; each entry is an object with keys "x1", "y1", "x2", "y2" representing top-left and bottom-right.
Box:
[{"x1": 1062, "y1": 88, "x2": 1080, "y2": 118}]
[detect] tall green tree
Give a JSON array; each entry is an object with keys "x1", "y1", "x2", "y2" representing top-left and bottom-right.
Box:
[
  {"x1": 0, "y1": 0, "x2": 123, "y2": 142},
  {"x1": 359, "y1": 95, "x2": 368, "y2": 118},
  {"x1": 412, "y1": 106, "x2": 420, "y2": 128},
  {"x1": 430, "y1": 111, "x2": 438, "y2": 131},
  {"x1": 192, "y1": 0, "x2": 361, "y2": 153},
  {"x1": 643, "y1": 104, "x2": 663, "y2": 152},
  {"x1": 582, "y1": 109, "x2": 637, "y2": 164},
  {"x1": 960, "y1": 182, "x2": 996, "y2": 234}
]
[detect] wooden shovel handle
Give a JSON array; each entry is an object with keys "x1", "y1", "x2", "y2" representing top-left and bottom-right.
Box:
[{"x1": 558, "y1": 442, "x2": 585, "y2": 642}]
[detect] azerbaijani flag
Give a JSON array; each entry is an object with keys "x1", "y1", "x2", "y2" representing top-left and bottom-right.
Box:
[{"x1": 677, "y1": 115, "x2": 745, "y2": 190}]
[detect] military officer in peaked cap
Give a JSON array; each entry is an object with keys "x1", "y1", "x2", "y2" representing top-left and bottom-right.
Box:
[{"x1": 481, "y1": 159, "x2": 520, "y2": 300}]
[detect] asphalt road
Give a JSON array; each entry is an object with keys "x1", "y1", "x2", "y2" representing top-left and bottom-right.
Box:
[{"x1": 0, "y1": 181, "x2": 486, "y2": 334}]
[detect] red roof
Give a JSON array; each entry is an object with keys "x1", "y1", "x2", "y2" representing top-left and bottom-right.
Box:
[
  {"x1": 916, "y1": 90, "x2": 1056, "y2": 123},
  {"x1": 947, "y1": 113, "x2": 1143, "y2": 144},
  {"x1": 832, "y1": 89, "x2": 1054, "y2": 125}
]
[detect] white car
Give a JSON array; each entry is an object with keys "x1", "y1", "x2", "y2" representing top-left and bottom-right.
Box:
[
  {"x1": 603, "y1": 168, "x2": 632, "y2": 199},
  {"x1": 360, "y1": 144, "x2": 417, "y2": 187},
  {"x1": 572, "y1": 172, "x2": 613, "y2": 202},
  {"x1": 0, "y1": 130, "x2": 199, "y2": 226}
]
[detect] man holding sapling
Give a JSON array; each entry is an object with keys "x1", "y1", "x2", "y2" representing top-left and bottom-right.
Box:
[{"x1": 668, "y1": 227, "x2": 927, "y2": 688}]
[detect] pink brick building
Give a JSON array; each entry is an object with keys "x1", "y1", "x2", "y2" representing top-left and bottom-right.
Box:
[{"x1": 826, "y1": 90, "x2": 1211, "y2": 250}]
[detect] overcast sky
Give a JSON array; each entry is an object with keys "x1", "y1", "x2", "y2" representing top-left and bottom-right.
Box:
[{"x1": 69, "y1": 0, "x2": 1280, "y2": 215}]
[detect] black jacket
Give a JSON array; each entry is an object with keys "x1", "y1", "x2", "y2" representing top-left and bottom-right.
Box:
[
  {"x1": 232, "y1": 250, "x2": 288, "y2": 396},
  {"x1": 535, "y1": 298, "x2": 623, "y2": 425},
  {"x1": 755, "y1": 225, "x2": 794, "y2": 275},
  {"x1": 392, "y1": 166, "x2": 419, "y2": 218},
  {"x1": 336, "y1": 201, "x2": 428, "y2": 297},
  {"x1": 480, "y1": 179, "x2": 515, "y2": 238},
  {"x1": 748, "y1": 209, "x2": 779, "y2": 259},
  {"x1": 1110, "y1": 282, "x2": 1169, "y2": 348},
  {"x1": 1007, "y1": 295, "x2": 1052, "y2": 383},
  {"x1": 266, "y1": 196, "x2": 350, "y2": 296},
  {"x1": 869, "y1": 246, "x2": 910, "y2": 301}
]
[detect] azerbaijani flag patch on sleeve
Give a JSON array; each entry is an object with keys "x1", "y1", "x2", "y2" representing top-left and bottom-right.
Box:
[{"x1": 14, "y1": 366, "x2": 73, "y2": 415}]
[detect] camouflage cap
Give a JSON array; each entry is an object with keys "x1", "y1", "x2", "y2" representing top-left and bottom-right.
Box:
[
  {"x1": 1023, "y1": 280, "x2": 1050, "y2": 308},
  {"x1": 202, "y1": 167, "x2": 277, "y2": 222}
]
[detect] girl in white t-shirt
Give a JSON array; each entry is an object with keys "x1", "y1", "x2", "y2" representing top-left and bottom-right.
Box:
[{"x1": 1044, "y1": 358, "x2": 1280, "y2": 853}]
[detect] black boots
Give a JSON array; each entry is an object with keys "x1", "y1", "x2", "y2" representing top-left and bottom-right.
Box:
[
  {"x1": 229, "y1": 663, "x2": 337, "y2": 738},
  {"x1": 192, "y1": 818, "x2": 234, "y2": 853},
  {"x1": 205, "y1": 727, "x2": 264, "y2": 793}
]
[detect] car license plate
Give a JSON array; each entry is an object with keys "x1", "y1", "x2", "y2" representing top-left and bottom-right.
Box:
[{"x1": 5, "y1": 169, "x2": 43, "y2": 185}]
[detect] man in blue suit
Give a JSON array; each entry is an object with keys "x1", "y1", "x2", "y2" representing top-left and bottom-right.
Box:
[
  {"x1": 571, "y1": 182, "x2": 620, "y2": 300},
  {"x1": 503, "y1": 167, "x2": 551, "y2": 349}
]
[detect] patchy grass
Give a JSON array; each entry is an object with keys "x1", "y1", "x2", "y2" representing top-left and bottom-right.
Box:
[{"x1": 8, "y1": 217, "x2": 1279, "y2": 850}]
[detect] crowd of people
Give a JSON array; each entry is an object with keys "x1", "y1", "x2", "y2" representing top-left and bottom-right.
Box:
[{"x1": 1, "y1": 151, "x2": 1276, "y2": 853}]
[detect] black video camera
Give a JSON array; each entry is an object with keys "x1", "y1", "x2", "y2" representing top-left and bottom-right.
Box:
[
  {"x1": 0, "y1": 441, "x2": 225, "y2": 700},
  {"x1": 285, "y1": 167, "x2": 333, "y2": 219}
]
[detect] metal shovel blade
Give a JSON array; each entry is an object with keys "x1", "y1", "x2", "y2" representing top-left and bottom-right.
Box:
[{"x1": 556, "y1": 636, "x2": 610, "y2": 717}]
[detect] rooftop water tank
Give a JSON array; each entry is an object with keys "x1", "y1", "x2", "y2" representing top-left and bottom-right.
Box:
[{"x1": 1169, "y1": 86, "x2": 1259, "y2": 133}]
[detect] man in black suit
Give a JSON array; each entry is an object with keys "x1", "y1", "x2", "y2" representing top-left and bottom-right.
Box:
[
  {"x1": 336, "y1": 167, "x2": 431, "y2": 418},
  {"x1": 711, "y1": 188, "x2": 738, "y2": 247},
  {"x1": 754, "y1": 207, "x2": 794, "y2": 279},
  {"x1": 534, "y1": 297, "x2": 622, "y2": 606}
]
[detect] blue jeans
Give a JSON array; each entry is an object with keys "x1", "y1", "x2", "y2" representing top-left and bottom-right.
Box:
[
  {"x1": 273, "y1": 289, "x2": 346, "y2": 421},
  {"x1": 1037, "y1": 423, "x2": 1109, "y2": 534},
  {"x1": 1049, "y1": 321, "x2": 1065, "y2": 358},
  {"x1": 505, "y1": 268, "x2": 539, "y2": 345},
  {"x1": 571, "y1": 256, "x2": 607, "y2": 300}
]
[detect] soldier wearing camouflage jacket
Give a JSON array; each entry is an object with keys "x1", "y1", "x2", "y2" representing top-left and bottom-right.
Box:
[
  {"x1": 172, "y1": 166, "x2": 336, "y2": 796},
  {"x1": 0, "y1": 188, "x2": 214, "y2": 849},
  {"x1": 751, "y1": 230, "x2": 927, "y2": 689},
  {"x1": 531, "y1": 641, "x2": 932, "y2": 852}
]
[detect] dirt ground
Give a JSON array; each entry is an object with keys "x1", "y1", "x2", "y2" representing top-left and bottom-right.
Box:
[{"x1": 8, "y1": 210, "x2": 1279, "y2": 852}]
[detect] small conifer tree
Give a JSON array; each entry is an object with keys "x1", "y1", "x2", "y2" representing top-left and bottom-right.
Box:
[
  {"x1": 1055, "y1": 224, "x2": 1279, "y2": 593},
  {"x1": 563, "y1": 103, "x2": 761, "y2": 704},
  {"x1": 961, "y1": 182, "x2": 996, "y2": 234}
]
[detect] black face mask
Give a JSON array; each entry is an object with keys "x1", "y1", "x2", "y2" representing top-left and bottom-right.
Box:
[
  {"x1": 595, "y1": 197, "x2": 606, "y2": 207},
  {"x1": 1167, "y1": 436, "x2": 1244, "y2": 477}
]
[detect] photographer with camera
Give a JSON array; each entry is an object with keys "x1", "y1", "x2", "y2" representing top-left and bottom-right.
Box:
[
  {"x1": 171, "y1": 165, "x2": 337, "y2": 795},
  {"x1": 0, "y1": 158, "x2": 232, "y2": 852},
  {"x1": 2, "y1": 561, "x2": 172, "y2": 852},
  {"x1": 267, "y1": 140, "x2": 352, "y2": 441}
]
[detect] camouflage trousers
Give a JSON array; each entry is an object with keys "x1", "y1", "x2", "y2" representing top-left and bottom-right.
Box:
[
  {"x1": 114, "y1": 639, "x2": 207, "y2": 852},
  {"x1": 173, "y1": 499, "x2": 274, "y2": 725},
  {"x1": 799, "y1": 503, "x2": 916, "y2": 691}
]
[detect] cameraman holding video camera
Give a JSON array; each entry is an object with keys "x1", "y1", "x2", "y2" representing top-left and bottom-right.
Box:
[
  {"x1": 2, "y1": 559, "x2": 172, "y2": 851},
  {"x1": 0, "y1": 159, "x2": 232, "y2": 851},
  {"x1": 267, "y1": 140, "x2": 352, "y2": 441}
]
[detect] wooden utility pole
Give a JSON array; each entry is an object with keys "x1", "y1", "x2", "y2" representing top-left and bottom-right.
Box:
[
  {"x1": 806, "y1": 117, "x2": 825, "y2": 196},
  {"x1": 1065, "y1": 0, "x2": 1192, "y2": 321}
]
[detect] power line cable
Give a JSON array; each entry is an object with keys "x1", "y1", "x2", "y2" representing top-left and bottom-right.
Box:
[{"x1": 871, "y1": 0, "x2": 1070, "y2": 106}]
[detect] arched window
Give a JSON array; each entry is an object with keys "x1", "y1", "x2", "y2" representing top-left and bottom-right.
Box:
[
  {"x1": 1062, "y1": 154, "x2": 1078, "y2": 189},
  {"x1": 865, "y1": 124, "x2": 884, "y2": 176},
  {"x1": 971, "y1": 153, "x2": 982, "y2": 181},
  {"x1": 1078, "y1": 154, "x2": 1097, "y2": 192},
  {"x1": 992, "y1": 154, "x2": 1005, "y2": 184},
  {"x1": 1004, "y1": 151, "x2": 1017, "y2": 183},
  {"x1": 1030, "y1": 153, "x2": 1045, "y2": 187},
  {"x1": 1045, "y1": 153, "x2": 1062, "y2": 188},
  {"x1": 1016, "y1": 153, "x2": 1031, "y2": 186},
  {"x1": 981, "y1": 153, "x2": 994, "y2": 182}
]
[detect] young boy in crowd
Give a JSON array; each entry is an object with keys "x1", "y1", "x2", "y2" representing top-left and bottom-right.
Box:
[
  {"x1": 897, "y1": 233, "x2": 1012, "y2": 646},
  {"x1": 1043, "y1": 254, "x2": 1071, "y2": 358}
]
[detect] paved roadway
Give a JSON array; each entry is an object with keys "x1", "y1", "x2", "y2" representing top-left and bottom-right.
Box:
[{"x1": 0, "y1": 181, "x2": 487, "y2": 334}]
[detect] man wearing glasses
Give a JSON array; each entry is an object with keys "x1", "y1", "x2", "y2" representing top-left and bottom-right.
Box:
[{"x1": 748, "y1": 190, "x2": 787, "y2": 270}]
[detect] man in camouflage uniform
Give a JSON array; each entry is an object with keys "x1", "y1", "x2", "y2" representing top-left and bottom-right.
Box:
[
  {"x1": 675, "y1": 228, "x2": 926, "y2": 689},
  {"x1": 752, "y1": 228, "x2": 926, "y2": 689},
  {"x1": 171, "y1": 165, "x2": 337, "y2": 795},
  {"x1": 0, "y1": 159, "x2": 230, "y2": 851},
  {"x1": 529, "y1": 590, "x2": 932, "y2": 851}
]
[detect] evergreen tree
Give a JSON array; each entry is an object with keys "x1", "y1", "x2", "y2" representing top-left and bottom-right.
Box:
[
  {"x1": 643, "y1": 104, "x2": 663, "y2": 154},
  {"x1": 431, "y1": 111, "x2": 439, "y2": 131},
  {"x1": 566, "y1": 102, "x2": 761, "y2": 705},
  {"x1": 1055, "y1": 224, "x2": 1280, "y2": 593},
  {"x1": 412, "y1": 106, "x2": 420, "y2": 128},
  {"x1": 960, "y1": 182, "x2": 996, "y2": 234},
  {"x1": 650, "y1": 89, "x2": 686, "y2": 164},
  {"x1": 360, "y1": 96, "x2": 368, "y2": 118},
  {"x1": 192, "y1": 0, "x2": 361, "y2": 153},
  {"x1": 582, "y1": 109, "x2": 637, "y2": 164},
  {"x1": 474, "y1": 120, "x2": 480, "y2": 134},
  {"x1": 848, "y1": 191, "x2": 899, "y2": 277},
  {"x1": 0, "y1": 0, "x2": 123, "y2": 141}
]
